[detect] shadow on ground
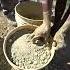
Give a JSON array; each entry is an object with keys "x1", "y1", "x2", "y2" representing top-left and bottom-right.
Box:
[{"x1": 48, "y1": 28, "x2": 70, "y2": 70}]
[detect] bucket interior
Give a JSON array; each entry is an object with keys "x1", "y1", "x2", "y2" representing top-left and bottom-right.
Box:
[
  {"x1": 16, "y1": 1, "x2": 43, "y2": 20},
  {"x1": 5, "y1": 26, "x2": 36, "y2": 65}
]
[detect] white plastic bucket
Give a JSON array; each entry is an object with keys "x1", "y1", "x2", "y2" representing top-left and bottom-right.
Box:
[
  {"x1": 15, "y1": 1, "x2": 43, "y2": 27},
  {"x1": 3, "y1": 24, "x2": 55, "y2": 70}
]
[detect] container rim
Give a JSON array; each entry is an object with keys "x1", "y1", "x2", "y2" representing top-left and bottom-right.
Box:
[
  {"x1": 15, "y1": 2, "x2": 43, "y2": 21},
  {"x1": 3, "y1": 24, "x2": 56, "y2": 70}
]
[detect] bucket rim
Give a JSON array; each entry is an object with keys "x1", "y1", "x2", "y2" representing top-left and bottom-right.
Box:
[
  {"x1": 3, "y1": 24, "x2": 55, "y2": 70},
  {"x1": 15, "y1": 2, "x2": 43, "y2": 21}
]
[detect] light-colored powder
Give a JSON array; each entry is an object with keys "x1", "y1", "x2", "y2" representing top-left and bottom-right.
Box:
[{"x1": 11, "y1": 34, "x2": 51, "y2": 69}]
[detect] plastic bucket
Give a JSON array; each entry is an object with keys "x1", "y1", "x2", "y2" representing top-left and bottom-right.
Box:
[
  {"x1": 15, "y1": 1, "x2": 43, "y2": 27},
  {"x1": 3, "y1": 24, "x2": 55, "y2": 70}
]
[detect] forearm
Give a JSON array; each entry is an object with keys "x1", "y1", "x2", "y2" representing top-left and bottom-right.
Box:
[
  {"x1": 41, "y1": 0, "x2": 52, "y2": 12},
  {"x1": 41, "y1": 0, "x2": 53, "y2": 25},
  {"x1": 31, "y1": 0, "x2": 53, "y2": 43}
]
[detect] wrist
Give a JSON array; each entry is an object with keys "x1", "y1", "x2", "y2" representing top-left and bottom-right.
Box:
[
  {"x1": 43, "y1": 11, "x2": 51, "y2": 22},
  {"x1": 43, "y1": 11, "x2": 51, "y2": 17},
  {"x1": 42, "y1": 21, "x2": 51, "y2": 29}
]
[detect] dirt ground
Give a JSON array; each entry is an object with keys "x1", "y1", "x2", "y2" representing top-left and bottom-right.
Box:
[
  {"x1": 0, "y1": 10, "x2": 16, "y2": 70},
  {"x1": 0, "y1": 8, "x2": 70, "y2": 70}
]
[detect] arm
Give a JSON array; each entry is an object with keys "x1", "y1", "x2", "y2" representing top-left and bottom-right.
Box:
[{"x1": 32, "y1": 0, "x2": 53, "y2": 44}]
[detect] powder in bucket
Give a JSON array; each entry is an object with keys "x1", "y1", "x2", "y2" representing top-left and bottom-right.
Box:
[{"x1": 11, "y1": 34, "x2": 51, "y2": 69}]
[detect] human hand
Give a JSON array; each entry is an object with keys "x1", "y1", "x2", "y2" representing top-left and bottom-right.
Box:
[
  {"x1": 31, "y1": 21, "x2": 51, "y2": 45},
  {"x1": 52, "y1": 31, "x2": 65, "y2": 50}
]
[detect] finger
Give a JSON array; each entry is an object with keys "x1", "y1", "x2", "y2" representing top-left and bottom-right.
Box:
[{"x1": 52, "y1": 40, "x2": 57, "y2": 47}]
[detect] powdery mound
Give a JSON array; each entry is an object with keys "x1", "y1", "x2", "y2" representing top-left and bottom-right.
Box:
[{"x1": 11, "y1": 34, "x2": 52, "y2": 69}]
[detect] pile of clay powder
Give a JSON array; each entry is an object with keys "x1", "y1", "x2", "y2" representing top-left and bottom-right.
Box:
[{"x1": 11, "y1": 34, "x2": 52, "y2": 69}]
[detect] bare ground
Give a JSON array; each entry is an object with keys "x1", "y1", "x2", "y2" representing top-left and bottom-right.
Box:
[{"x1": 0, "y1": 10, "x2": 15, "y2": 70}]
